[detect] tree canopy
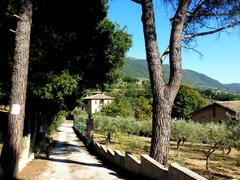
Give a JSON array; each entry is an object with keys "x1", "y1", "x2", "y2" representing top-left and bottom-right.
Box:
[
  {"x1": 0, "y1": 0, "x2": 132, "y2": 120},
  {"x1": 172, "y1": 84, "x2": 208, "y2": 120}
]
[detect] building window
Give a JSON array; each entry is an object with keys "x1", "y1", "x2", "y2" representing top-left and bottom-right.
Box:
[
  {"x1": 100, "y1": 100, "x2": 104, "y2": 104},
  {"x1": 95, "y1": 100, "x2": 97, "y2": 104}
]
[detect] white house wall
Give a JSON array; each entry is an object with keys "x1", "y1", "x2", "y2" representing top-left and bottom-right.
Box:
[{"x1": 90, "y1": 99, "x2": 113, "y2": 114}]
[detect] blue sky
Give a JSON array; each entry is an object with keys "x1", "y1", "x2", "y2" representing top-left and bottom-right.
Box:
[{"x1": 108, "y1": 0, "x2": 240, "y2": 84}]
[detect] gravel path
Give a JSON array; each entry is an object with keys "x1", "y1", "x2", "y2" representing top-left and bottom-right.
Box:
[{"x1": 19, "y1": 120, "x2": 126, "y2": 180}]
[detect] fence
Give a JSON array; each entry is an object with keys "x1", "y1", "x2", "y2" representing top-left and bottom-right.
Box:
[{"x1": 73, "y1": 121, "x2": 86, "y2": 135}]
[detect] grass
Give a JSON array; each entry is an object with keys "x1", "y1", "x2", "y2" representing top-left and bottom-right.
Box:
[{"x1": 93, "y1": 132, "x2": 240, "y2": 180}]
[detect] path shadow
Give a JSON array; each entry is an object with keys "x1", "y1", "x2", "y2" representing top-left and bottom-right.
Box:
[
  {"x1": 37, "y1": 156, "x2": 104, "y2": 168},
  {"x1": 48, "y1": 140, "x2": 82, "y2": 156}
]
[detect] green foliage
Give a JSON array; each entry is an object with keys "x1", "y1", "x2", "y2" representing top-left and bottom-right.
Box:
[
  {"x1": 122, "y1": 76, "x2": 138, "y2": 83},
  {"x1": 127, "y1": 136, "x2": 144, "y2": 151},
  {"x1": 226, "y1": 113, "x2": 240, "y2": 149},
  {"x1": 93, "y1": 115, "x2": 152, "y2": 137},
  {"x1": 72, "y1": 107, "x2": 88, "y2": 124},
  {"x1": 172, "y1": 152, "x2": 188, "y2": 166},
  {"x1": 172, "y1": 120, "x2": 193, "y2": 141},
  {"x1": 33, "y1": 70, "x2": 80, "y2": 109},
  {"x1": 200, "y1": 88, "x2": 240, "y2": 101},
  {"x1": 46, "y1": 111, "x2": 67, "y2": 138},
  {"x1": 124, "y1": 58, "x2": 150, "y2": 79},
  {"x1": 99, "y1": 96, "x2": 134, "y2": 117},
  {"x1": 172, "y1": 84, "x2": 208, "y2": 120},
  {"x1": 134, "y1": 96, "x2": 152, "y2": 121},
  {"x1": 194, "y1": 123, "x2": 227, "y2": 145},
  {"x1": 93, "y1": 116, "x2": 120, "y2": 143},
  {"x1": 0, "y1": 1, "x2": 132, "y2": 148}
]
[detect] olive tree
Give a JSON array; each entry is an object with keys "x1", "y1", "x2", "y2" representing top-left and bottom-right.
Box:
[
  {"x1": 171, "y1": 120, "x2": 194, "y2": 155},
  {"x1": 193, "y1": 123, "x2": 228, "y2": 171}
]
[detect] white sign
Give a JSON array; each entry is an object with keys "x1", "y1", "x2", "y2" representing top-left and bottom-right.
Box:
[{"x1": 11, "y1": 104, "x2": 21, "y2": 115}]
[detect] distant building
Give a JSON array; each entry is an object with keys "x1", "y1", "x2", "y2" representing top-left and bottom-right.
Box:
[
  {"x1": 83, "y1": 91, "x2": 114, "y2": 115},
  {"x1": 192, "y1": 101, "x2": 240, "y2": 123}
]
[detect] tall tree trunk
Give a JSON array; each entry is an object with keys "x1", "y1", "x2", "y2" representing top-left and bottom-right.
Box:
[
  {"x1": 141, "y1": 0, "x2": 190, "y2": 165},
  {"x1": 0, "y1": 0, "x2": 32, "y2": 178}
]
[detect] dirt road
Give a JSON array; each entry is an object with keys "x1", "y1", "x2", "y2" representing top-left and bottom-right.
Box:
[{"x1": 18, "y1": 120, "x2": 126, "y2": 180}]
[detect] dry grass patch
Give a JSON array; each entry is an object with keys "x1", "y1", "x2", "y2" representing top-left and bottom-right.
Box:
[{"x1": 94, "y1": 132, "x2": 240, "y2": 180}]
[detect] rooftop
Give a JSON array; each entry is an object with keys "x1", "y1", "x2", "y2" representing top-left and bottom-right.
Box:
[
  {"x1": 216, "y1": 101, "x2": 240, "y2": 112},
  {"x1": 83, "y1": 92, "x2": 114, "y2": 100}
]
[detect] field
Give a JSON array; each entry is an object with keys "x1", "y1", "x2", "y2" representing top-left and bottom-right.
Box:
[{"x1": 93, "y1": 132, "x2": 240, "y2": 180}]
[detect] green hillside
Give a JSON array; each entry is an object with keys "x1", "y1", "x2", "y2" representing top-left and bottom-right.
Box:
[
  {"x1": 123, "y1": 58, "x2": 225, "y2": 89},
  {"x1": 224, "y1": 83, "x2": 240, "y2": 92},
  {"x1": 123, "y1": 58, "x2": 150, "y2": 79}
]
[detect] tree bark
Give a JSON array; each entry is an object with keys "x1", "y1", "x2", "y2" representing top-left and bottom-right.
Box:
[
  {"x1": 177, "y1": 139, "x2": 181, "y2": 155},
  {"x1": 141, "y1": 0, "x2": 190, "y2": 165},
  {"x1": 0, "y1": 0, "x2": 32, "y2": 178},
  {"x1": 206, "y1": 155, "x2": 209, "y2": 171}
]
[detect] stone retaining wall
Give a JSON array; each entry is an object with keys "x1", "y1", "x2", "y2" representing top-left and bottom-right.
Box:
[{"x1": 73, "y1": 127, "x2": 207, "y2": 180}]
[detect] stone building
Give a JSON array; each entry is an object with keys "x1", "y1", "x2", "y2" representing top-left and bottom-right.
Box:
[
  {"x1": 83, "y1": 91, "x2": 114, "y2": 115},
  {"x1": 192, "y1": 101, "x2": 240, "y2": 123}
]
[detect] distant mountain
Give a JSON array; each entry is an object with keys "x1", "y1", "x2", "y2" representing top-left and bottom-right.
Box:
[
  {"x1": 224, "y1": 83, "x2": 240, "y2": 92},
  {"x1": 124, "y1": 58, "x2": 149, "y2": 80},
  {"x1": 123, "y1": 58, "x2": 227, "y2": 89}
]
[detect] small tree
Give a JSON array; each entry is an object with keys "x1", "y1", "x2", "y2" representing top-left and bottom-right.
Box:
[
  {"x1": 193, "y1": 123, "x2": 227, "y2": 171},
  {"x1": 171, "y1": 120, "x2": 193, "y2": 155},
  {"x1": 99, "y1": 96, "x2": 133, "y2": 117},
  {"x1": 134, "y1": 96, "x2": 152, "y2": 121},
  {"x1": 226, "y1": 112, "x2": 240, "y2": 151}
]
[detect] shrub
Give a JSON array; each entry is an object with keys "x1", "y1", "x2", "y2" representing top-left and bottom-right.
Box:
[
  {"x1": 46, "y1": 111, "x2": 67, "y2": 138},
  {"x1": 172, "y1": 152, "x2": 188, "y2": 166},
  {"x1": 171, "y1": 120, "x2": 194, "y2": 154},
  {"x1": 134, "y1": 96, "x2": 152, "y2": 121},
  {"x1": 127, "y1": 135, "x2": 144, "y2": 151},
  {"x1": 93, "y1": 115, "x2": 152, "y2": 137},
  {"x1": 72, "y1": 107, "x2": 88, "y2": 124},
  {"x1": 98, "y1": 96, "x2": 134, "y2": 118}
]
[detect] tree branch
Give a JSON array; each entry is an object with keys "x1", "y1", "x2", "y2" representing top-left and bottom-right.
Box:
[
  {"x1": 182, "y1": 45, "x2": 203, "y2": 57},
  {"x1": 183, "y1": 21, "x2": 240, "y2": 39},
  {"x1": 160, "y1": 47, "x2": 169, "y2": 62},
  {"x1": 160, "y1": 0, "x2": 207, "y2": 62},
  {"x1": 168, "y1": 0, "x2": 190, "y2": 93},
  {"x1": 184, "y1": 0, "x2": 208, "y2": 27},
  {"x1": 132, "y1": 0, "x2": 142, "y2": 5}
]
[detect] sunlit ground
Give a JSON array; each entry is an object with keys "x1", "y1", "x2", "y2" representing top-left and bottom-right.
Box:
[{"x1": 94, "y1": 132, "x2": 240, "y2": 180}]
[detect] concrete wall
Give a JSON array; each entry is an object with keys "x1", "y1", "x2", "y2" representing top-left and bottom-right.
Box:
[
  {"x1": 75, "y1": 128, "x2": 206, "y2": 180},
  {"x1": 169, "y1": 163, "x2": 206, "y2": 180},
  {"x1": 91, "y1": 141, "x2": 206, "y2": 180},
  {"x1": 18, "y1": 134, "x2": 35, "y2": 172}
]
